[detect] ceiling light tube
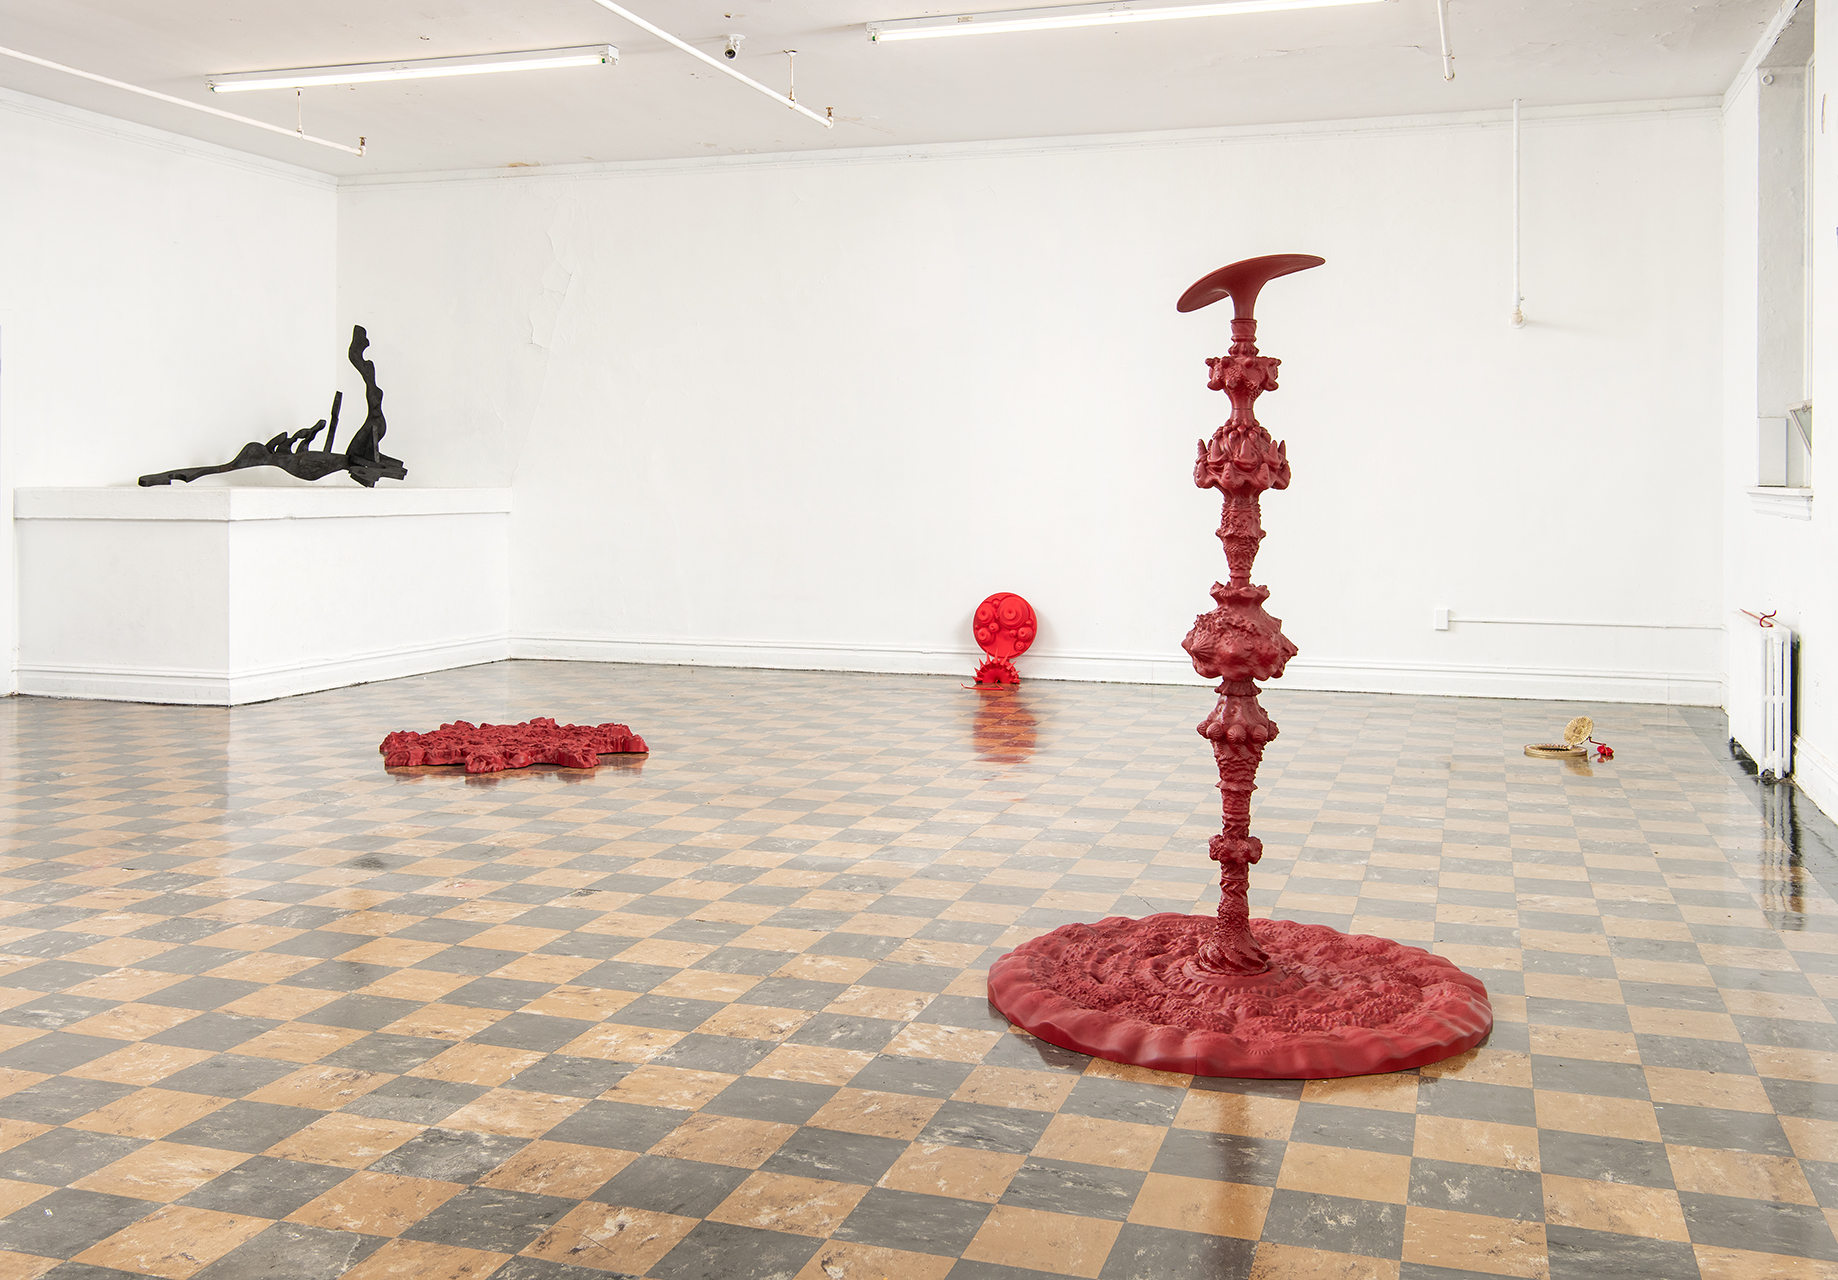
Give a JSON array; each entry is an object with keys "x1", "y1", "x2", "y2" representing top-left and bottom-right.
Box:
[
  {"x1": 0, "y1": 42, "x2": 365, "y2": 154},
  {"x1": 208, "y1": 45, "x2": 616, "y2": 93},
  {"x1": 868, "y1": 0, "x2": 1383, "y2": 41}
]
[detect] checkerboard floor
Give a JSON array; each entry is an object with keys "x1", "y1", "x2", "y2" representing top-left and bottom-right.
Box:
[{"x1": 0, "y1": 661, "x2": 1834, "y2": 1280}]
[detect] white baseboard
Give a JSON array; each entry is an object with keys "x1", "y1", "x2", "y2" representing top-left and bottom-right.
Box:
[
  {"x1": 17, "y1": 630, "x2": 1720, "y2": 709},
  {"x1": 512, "y1": 634, "x2": 1723, "y2": 706},
  {"x1": 17, "y1": 635, "x2": 509, "y2": 706},
  {"x1": 1283, "y1": 657, "x2": 1722, "y2": 706},
  {"x1": 1791, "y1": 733, "x2": 1838, "y2": 821}
]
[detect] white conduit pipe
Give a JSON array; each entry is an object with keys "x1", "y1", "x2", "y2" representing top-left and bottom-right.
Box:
[
  {"x1": 1452, "y1": 616, "x2": 1722, "y2": 632},
  {"x1": 0, "y1": 44, "x2": 365, "y2": 155},
  {"x1": 585, "y1": 0, "x2": 834, "y2": 128},
  {"x1": 1511, "y1": 98, "x2": 1525, "y2": 327},
  {"x1": 1435, "y1": 0, "x2": 1453, "y2": 80}
]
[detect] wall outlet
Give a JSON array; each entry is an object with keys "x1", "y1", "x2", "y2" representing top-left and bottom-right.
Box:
[{"x1": 1433, "y1": 607, "x2": 1450, "y2": 631}]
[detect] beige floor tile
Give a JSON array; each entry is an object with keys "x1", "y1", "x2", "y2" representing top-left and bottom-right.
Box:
[
  {"x1": 793, "y1": 1240, "x2": 957, "y2": 1280},
  {"x1": 263, "y1": 1113, "x2": 424, "y2": 1169},
  {"x1": 519, "y1": 1204, "x2": 697, "y2": 1274},
  {"x1": 1644, "y1": 1066, "x2": 1775, "y2": 1112},
  {"x1": 694, "y1": 1005, "x2": 813, "y2": 1042},
  {"x1": 1031, "y1": 1113, "x2": 1165, "y2": 1171},
  {"x1": 808, "y1": 1089, "x2": 942, "y2": 1140},
  {"x1": 1413, "y1": 1115, "x2": 1540, "y2": 1171},
  {"x1": 71, "y1": 1205, "x2": 268, "y2": 1279},
  {"x1": 438, "y1": 1088, "x2": 590, "y2": 1138},
  {"x1": 244, "y1": 1065, "x2": 392, "y2": 1110},
  {"x1": 648, "y1": 1113, "x2": 796, "y2": 1168},
  {"x1": 1541, "y1": 1173, "x2": 1689, "y2": 1242},
  {"x1": 1278, "y1": 1143, "x2": 1411, "y2": 1204},
  {"x1": 475, "y1": 1141, "x2": 636, "y2": 1198},
  {"x1": 1692, "y1": 1245, "x2": 1838, "y2": 1280},
  {"x1": 1127, "y1": 1172, "x2": 1271, "y2": 1238},
  {"x1": 287, "y1": 1171, "x2": 466, "y2": 1237},
  {"x1": 71, "y1": 1142, "x2": 245, "y2": 1202},
  {"x1": 1173, "y1": 1091, "x2": 1297, "y2": 1140},
  {"x1": 1402, "y1": 1206, "x2": 1548, "y2": 1279},
  {"x1": 706, "y1": 1171, "x2": 868, "y2": 1237},
  {"x1": 878, "y1": 1142, "x2": 1024, "y2": 1202},
  {"x1": 406, "y1": 1043, "x2": 546, "y2": 1086},
  {"x1": 0, "y1": 1250, "x2": 59, "y2": 1280},
  {"x1": 1247, "y1": 1241, "x2": 1400, "y2": 1279},
  {"x1": 336, "y1": 1239, "x2": 508, "y2": 1279},
  {"x1": 951, "y1": 1065, "x2": 1079, "y2": 1112},
  {"x1": 1533, "y1": 1092, "x2": 1662, "y2": 1143},
  {"x1": 1668, "y1": 1145, "x2": 1818, "y2": 1205},
  {"x1": 960, "y1": 1204, "x2": 1122, "y2": 1279},
  {"x1": 747, "y1": 1043, "x2": 880, "y2": 1086},
  {"x1": 64, "y1": 1088, "x2": 228, "y2": 1140},
  {"x1": 0, "y1": 1182, "x2": 53, "y2": 1218}
]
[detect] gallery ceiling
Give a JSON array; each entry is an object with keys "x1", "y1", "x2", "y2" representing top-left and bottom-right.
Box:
[{"x1": 0, "y1": 0, "x2": 1782, "y2": 176}]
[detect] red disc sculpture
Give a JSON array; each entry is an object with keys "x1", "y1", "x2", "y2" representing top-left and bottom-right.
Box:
[
  {"x1": 972, "y1": 592, "x2": 1037, "y2": 686},
  {"x1": 986, "y1": 256, "x2": 1493, "y2": 1077}
]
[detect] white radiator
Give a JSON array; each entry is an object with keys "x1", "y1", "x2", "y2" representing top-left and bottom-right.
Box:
[{"x1": 1729, "y1": 613, "x2": 1793, "y2": 779}]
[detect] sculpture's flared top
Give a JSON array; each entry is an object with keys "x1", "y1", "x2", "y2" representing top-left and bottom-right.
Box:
[{"x1": 1177, "y1": 254, "x2": 1326, "y2": 319}]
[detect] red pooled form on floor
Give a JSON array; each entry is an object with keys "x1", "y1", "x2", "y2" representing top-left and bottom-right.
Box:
[
  {"x1": 379, "y1": 717, "x2": 648, "y2": 774},
  {"x1": 987, "y1": 915, "x2": 1492, "y2": 1078}
]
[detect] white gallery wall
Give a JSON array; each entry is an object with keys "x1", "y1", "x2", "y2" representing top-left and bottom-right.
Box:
[
  {"x1": 1721, "y1": 0, "x2": 1838, "y2": 814},
  {"x1": 339, "y1": 101, "x2": 1725, "y2": 703},
  {"x1": 0, "y1": 87, "x2": 338, "y2": 696}
]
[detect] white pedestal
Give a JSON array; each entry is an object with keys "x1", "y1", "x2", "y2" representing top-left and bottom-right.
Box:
[{"x1": 15, "y1": 487, "x2": 513, "y2": 705}]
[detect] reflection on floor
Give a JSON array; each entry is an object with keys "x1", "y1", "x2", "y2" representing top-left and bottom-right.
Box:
[{"x1": 0, "y1": 661, "x2": 1833, "y2": 1280}]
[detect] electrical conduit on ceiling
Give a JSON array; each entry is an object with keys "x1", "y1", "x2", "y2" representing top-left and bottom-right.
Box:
[
  {"x1": 0, "y1": 42, "x2": 366, "y2": 154},
  {"x1": 0, "y1": 0, "x2": 834, "y2": 160}
]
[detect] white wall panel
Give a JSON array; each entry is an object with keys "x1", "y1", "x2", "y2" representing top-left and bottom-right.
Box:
[
  {"x1": 0, "y1": 86, "x2": 338, "y2": 695},
  {"x1": 340, "y1": 105, "x2": 1725, "y2": 702}
]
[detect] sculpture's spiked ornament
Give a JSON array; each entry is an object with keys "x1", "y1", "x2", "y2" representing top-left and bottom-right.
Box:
[{"x1": 985, "y1": 256, "x2": 1494, "y2": 1077}]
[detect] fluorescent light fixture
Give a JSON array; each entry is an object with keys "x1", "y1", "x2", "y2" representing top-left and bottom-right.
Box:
[
  {"x1": 0, "y1": 42, "x2": 366, "y2": 154},
  {"x1": 208, "y1": 45, "x2": 616, "y2": 93},
  {"x1": 867, "y1": 0, "x2": 1382, "y2": 41}
]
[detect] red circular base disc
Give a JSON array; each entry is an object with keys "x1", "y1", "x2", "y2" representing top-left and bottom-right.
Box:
[{"x1": 987, "y1": 914, "x2": 1493, "y2": 1079}]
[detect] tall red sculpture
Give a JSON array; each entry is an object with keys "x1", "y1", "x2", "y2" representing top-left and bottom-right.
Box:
[{"x1": 986, "y1": 256, "x2": 1492, "y2": 1078}]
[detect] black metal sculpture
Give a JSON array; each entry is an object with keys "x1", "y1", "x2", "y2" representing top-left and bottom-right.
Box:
[{"x1": 139, "y1": 326, "x2": 407, "y2": 488}]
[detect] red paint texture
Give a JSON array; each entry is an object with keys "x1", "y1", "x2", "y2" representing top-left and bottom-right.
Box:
[
  {"x1": 986, "y1": 256, "x2": 1492, "y2": 1075},
  {"x1": 380, "y1": 718, "x2": 647, "y2": 774}
]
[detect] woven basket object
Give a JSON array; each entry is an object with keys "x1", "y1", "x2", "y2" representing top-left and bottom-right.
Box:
[{"x1": 1525, "y1": 716, "x2": 1592, "y2": 759}]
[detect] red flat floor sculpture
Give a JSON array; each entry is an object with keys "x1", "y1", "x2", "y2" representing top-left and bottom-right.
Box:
[
  {"x1": 380, "y1": 718, "x2": 647, "y2": 774},
  {"x1": 986, "y1": 256, "x2": 1493, "y2": 1078}
]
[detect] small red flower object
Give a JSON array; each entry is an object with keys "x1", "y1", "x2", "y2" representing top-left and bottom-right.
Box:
[{"x1": 1589, "y1": 739, "x2": 1614, "y2": 761}]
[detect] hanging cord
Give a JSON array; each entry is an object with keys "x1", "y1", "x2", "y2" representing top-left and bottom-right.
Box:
[
  {"x1": 1742, "y1": 610, "x2": 1780, "y2": 628},
  {"x1": 785, "y1": 49, "x2": 796, "y2": 104},
  {"x1": 1511, "y1": 99, "x2": 1524, "y2": 327},
  {"x1": 1435, "y1": 0, "x2": 1454, "y2": 80}
]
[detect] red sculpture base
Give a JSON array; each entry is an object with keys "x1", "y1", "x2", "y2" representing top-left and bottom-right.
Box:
[
  {"x1": 988, "y1": 915, "x2": 1493, "y2": 1078},
  {"x1": 380, "y1": 717, "x2": 648, "y2": 774},
  {"x1": 973, "y1": 657, "x2": 1021, "y2": 686}
]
